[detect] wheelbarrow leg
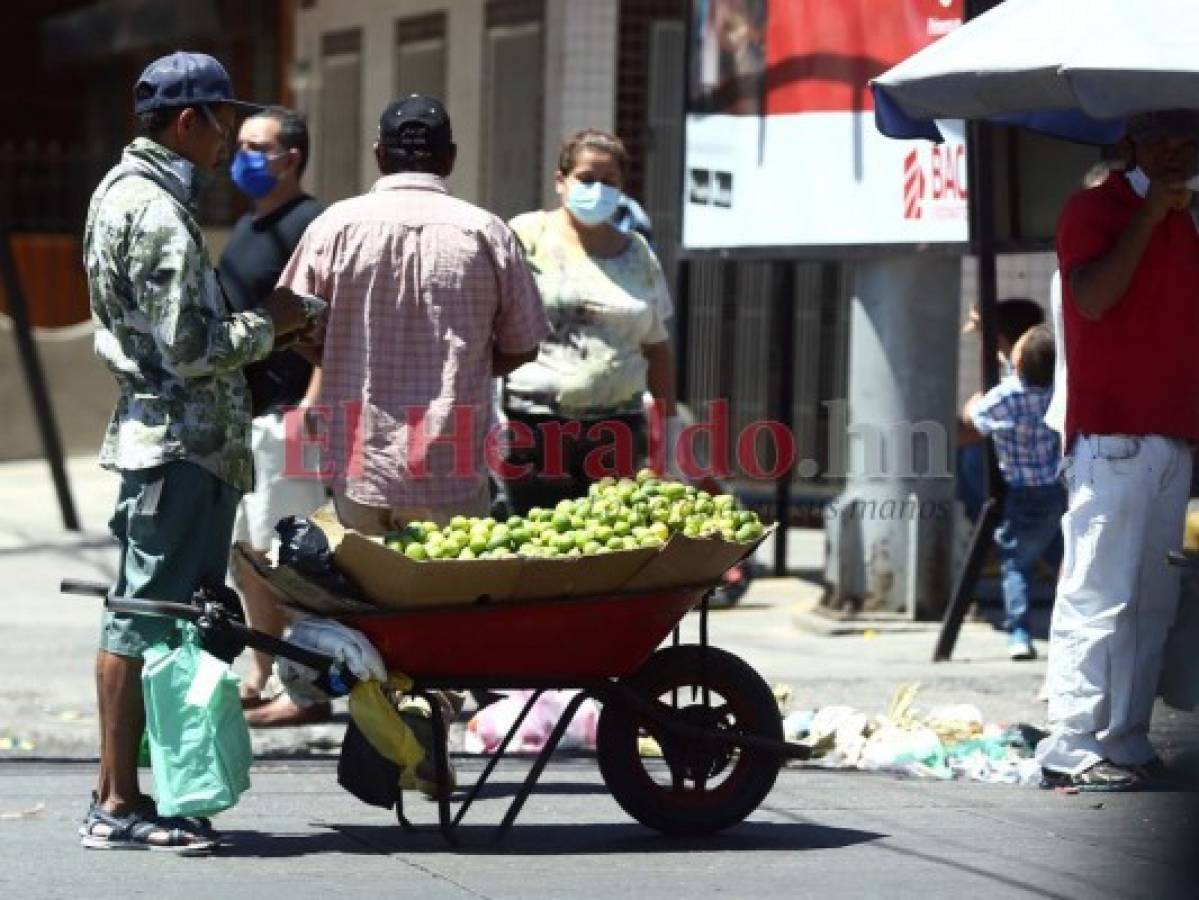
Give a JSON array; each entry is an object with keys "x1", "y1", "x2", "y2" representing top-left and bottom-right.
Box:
[
  {"x1": 392, "y1": 691, "x2": 458, "y2": 843},
  {"x1": 419, "y1": 690, "x2": 457, "y2": 845},
  {"x1": 452, "y1": 689, "x2": 545, "y2": 828},
  {"x1": 492, "y1": 690, "x2": 591, "y2": 845}
]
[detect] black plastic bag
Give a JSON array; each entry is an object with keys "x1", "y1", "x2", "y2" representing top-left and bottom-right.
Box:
[
  {"x1": 337, "y1": 720, "x2": 401, "y2": 810},
  {"x1": 275, "y1": 515, "x2": 365, "y2": 601},
  {"x1": 191, "y1": 580, "x2": 248, "y2": 664}
]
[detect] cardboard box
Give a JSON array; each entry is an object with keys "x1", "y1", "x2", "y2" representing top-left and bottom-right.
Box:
[
  {"x1": 623, "y1": 526, "x2": 772, "y2": 592},
  {"x1": 319, "y1": 511, "x2": 772, "y2": 612}
]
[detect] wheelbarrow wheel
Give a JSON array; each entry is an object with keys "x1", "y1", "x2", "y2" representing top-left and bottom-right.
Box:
[{"x1": 596, "y1": 645, "x2": 782, "y2": 835}]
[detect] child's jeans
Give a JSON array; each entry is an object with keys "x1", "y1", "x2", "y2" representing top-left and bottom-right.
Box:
[{"x1": 994, "y1": 483, "x2": 1068, "y2": 635}]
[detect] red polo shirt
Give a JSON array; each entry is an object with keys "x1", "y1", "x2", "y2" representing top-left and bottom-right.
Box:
[{"x1": 1057, "y1": 173, "x2": 1199, "y2": 448}]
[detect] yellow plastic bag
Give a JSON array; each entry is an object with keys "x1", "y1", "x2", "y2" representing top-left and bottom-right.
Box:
[{"x1": 347, "y1": 673, "x2": 426, "y2": 781}]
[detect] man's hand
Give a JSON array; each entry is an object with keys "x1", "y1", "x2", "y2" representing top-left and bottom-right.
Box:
[
  {"x1": 493, "y1": 346, "x2": 538, "y2": 376},
  {"x1": 261, "y1": 287, "x2": 309, "y2": 337},
  {"x1": 1144, "y1": 179, "x2": 1192, "y2": 223}
]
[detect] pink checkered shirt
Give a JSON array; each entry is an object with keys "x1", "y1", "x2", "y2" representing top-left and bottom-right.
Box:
[{"x1": 279, "y1": 173, "x2": 549, "y2": 510}]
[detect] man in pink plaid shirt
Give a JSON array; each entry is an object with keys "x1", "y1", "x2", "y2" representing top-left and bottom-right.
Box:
[{"x1": 279, "y1": 95, "x2": 549, "y2": 532}]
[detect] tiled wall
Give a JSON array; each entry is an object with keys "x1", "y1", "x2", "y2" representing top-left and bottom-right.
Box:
[
  {"x1": 542, "y1": 0, "x2": 618, "y2": 204},
  {"x1": 296, "y1": 0, "x2": 619, "y2": 211},
  {"x1": 956, "y1": 251, "x2": 1058, "y2": 405},
  {"x1": 296, "y1": 0, "x2": 490, "y2": 204}
]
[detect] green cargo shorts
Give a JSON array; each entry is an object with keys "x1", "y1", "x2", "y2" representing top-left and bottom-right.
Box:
[{"x1": 100, "y1": 461, "x2": 241, "y2": 659}]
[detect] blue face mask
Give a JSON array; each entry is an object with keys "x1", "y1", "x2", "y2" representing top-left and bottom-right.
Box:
[
  {"x1": 565, "y1": 179, "x2": 622, "y2": 227},
  {"x1": 230, "y1": 149, "x2": 281, "y2": 199}
]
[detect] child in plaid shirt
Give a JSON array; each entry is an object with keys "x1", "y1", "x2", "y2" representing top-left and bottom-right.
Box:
[{"x1": 967, "y1": 325, "x2": 1066, "y2": 659}]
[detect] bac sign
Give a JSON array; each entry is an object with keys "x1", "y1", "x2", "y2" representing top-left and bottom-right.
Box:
[{"x1": 903, "y1": 141, "x2": 968, "y2": 221}]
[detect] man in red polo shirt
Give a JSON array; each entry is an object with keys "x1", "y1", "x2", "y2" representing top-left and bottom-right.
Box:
[{"x1": 1036, "y1": 110, "x2": 1199, "y2": 791}]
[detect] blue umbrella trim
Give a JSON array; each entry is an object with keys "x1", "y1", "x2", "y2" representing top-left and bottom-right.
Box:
[{"x1": 872, "y1": 85, "x2": 1126, "y2": 145}]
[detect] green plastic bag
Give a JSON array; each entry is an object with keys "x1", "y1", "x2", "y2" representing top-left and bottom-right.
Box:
[{"x1": 141, "y1": 624, "x2": 252, "y2": 817}]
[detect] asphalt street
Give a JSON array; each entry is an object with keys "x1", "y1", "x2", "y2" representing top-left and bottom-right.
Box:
[{"x1": 2, "y1": 758, "x2": 1195, "y2": 900}]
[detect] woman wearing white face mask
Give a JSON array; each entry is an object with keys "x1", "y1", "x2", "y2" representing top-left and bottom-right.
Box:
[{"x1": 501, "y1": 129, "x2": 679, "y2": 513}]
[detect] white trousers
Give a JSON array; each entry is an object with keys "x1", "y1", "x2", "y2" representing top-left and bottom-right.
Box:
[
  {"x1": 232, "y1": 411, "x2": 327, "y2": 551},
  {"x1": 1036, "y1": 434, "x2": 1191, "y2": 774}
]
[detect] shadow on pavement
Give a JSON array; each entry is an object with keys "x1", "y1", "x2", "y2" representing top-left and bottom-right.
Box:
[
  {"x1": 453, "y1": 779, "x2": 613, "y2": 800},
  {"x1": 0, "y1": 535, "x2": 116, "y2": 556},
  {"x1": 217, "y1": 820, "x2": 885, "y2": 858}
]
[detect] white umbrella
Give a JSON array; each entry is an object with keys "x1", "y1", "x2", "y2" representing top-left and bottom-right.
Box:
[{"x1": 873, "y1": 0, "x2": 1199, "y2": 143}]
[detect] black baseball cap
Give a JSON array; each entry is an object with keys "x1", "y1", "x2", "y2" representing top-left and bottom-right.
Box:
[
  {"x1": 378, "y1": 95, "x2": 453, "y2": 157},
  {"x1": 133, "y1": 51, "x2": 262, "y2": 115}
]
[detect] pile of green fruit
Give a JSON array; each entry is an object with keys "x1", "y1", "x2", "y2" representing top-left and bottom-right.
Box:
[{"x1": 383, "y1": 469, "x2": 765, "y2": 561}]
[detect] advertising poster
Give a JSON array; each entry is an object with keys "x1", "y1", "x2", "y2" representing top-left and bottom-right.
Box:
[{"x1": 684, "y1": 0, "x2": 967, "y2": 249}]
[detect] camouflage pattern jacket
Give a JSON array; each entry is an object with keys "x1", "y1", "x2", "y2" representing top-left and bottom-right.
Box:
[{"x1": 84, "y1": 138, "x2": 275, "y2": 492}]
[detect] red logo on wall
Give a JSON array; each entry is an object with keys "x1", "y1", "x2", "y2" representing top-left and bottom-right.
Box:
[
  {"x1": 903, "y1": 144, "x2": 968, "y2": 222},
  {"x1": 903, "y1": 149, "x2": 924, "y2": 220}
]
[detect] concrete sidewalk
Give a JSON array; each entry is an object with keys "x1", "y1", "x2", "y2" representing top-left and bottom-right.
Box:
[
  {"x1": 0, "y1": 455, "x2": 1066, "y2": 759},
  {"x1": 4, "y1": 456, "x2": 1197, "y2": 764},
  {"x1": 1, "y1": 456, "x2": 1194, "y2": 762}
]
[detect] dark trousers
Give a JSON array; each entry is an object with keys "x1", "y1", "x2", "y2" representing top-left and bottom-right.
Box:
[{"x1": 500, "y1": 409, "x2": 648, "y2": 514}]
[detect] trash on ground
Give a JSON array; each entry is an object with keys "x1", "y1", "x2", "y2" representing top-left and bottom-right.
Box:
[
  {"x1": 787, "y1": 683, "x2": 1043, "y2": 786},
  {"x1": 772, "y1": 683, "x2": 793, "y2": 713},
  {"x1": 0, "y1": 802, "x2": 45, "y2": 820},
  {"x1": 464, "y1": 690, "x2": 599, "y2": 754}
]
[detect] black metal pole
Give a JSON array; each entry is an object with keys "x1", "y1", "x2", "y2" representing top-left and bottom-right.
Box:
[
  {"x1": 773, "y1": 261, "x2": 797, "y2": 576},
  {"x1": 933, "y1": 115, "x2": 1006, "y2": 661},
  {"x1": 0, "y1": 216, "x2": 79, "y2": 531},
  {"x1": 675, "y1": 256, "x2": 691, "y2": 401}
]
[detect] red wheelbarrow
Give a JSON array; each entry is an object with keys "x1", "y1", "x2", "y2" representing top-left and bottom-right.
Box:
[{"x1": 62, "y1": 577, "x2": 807, "y2": 845}]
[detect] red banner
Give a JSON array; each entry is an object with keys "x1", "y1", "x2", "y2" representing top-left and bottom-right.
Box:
[
  {"x1": 765, "y1": 0, "x2": 963, "y2": 115},
  {"x1": 689, "y1": 0, "x2": 962, "y2": 117}
]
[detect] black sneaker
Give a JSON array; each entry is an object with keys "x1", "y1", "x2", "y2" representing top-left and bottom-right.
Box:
[{"x1": 1040, "y1": 760, "x2": 1141, "y2": 792}]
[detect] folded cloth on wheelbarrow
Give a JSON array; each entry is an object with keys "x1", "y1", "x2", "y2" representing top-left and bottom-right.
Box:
[{"x1": 276, "y1": 617, "x2": 388, "y2": 707}]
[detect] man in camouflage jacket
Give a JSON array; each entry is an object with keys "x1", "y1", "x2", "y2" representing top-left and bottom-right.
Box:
[{"x1": 79, "y1": 52, "x2": 310, "y2": 854}]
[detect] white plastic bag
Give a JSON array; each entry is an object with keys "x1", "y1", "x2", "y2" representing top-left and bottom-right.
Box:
[{"x1": 276, "y1": 617, "x2": 387, "y2": 707}]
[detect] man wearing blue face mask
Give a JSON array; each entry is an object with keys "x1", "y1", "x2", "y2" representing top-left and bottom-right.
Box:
[{"x1": 218, "y1": 106, "x2": 328, "y2": 727}]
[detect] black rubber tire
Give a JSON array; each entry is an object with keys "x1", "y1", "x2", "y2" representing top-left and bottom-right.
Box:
[{"x1": 596, "y1": 645, "x2": 783, "y2": 835}]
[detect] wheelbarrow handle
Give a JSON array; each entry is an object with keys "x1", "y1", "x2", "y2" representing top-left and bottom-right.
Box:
[
  {"x1": 60, "y1": 579, "x2": 111, "y2": 599},
  {"x1": 105, "y1": 595, "x2": 204, "y2": 623},
  {"x1": 1168, "y1": 550, "x2": 1199, "y2": 569},
  {"x1": 61, "y1": 579, "x2": 351, "y2": 691},
  {"x1": 102, "y1": 595, "x2": 340, "y2": 674}
]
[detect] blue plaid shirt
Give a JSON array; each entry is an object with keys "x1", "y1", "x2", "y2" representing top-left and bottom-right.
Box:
[{"x1": 970, "y1": 375, "x2": 1061, "y2": 488}]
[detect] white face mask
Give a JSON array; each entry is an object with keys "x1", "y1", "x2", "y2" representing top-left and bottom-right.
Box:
[
  {"x1": 1126, "y1": 167, "x2": 1150, "y2": 198},
  {"x1": 565, "y1": 179, "x2": 622, "y2": 227},
  {"x1": 1128, "y1": 166, "x2": 1199, "y2": 194}
]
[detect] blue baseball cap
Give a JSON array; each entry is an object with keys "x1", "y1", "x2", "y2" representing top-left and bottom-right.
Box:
[{"x1": 133, "y1": 51, "x2": 262, "y2": 115}]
